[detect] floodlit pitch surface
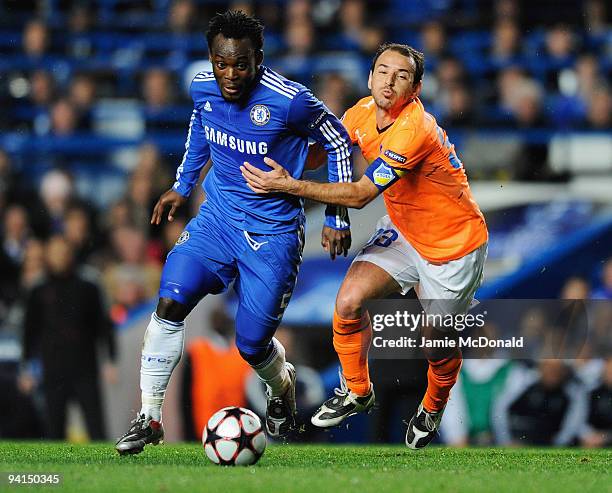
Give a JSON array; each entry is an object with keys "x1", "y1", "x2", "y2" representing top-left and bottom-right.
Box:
[{"x1": 0, "y1": 442, "x2": 609, "y2": 492}]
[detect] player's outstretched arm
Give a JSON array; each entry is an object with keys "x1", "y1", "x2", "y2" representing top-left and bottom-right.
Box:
[
  {"x1": 150, "y1": 189, "x2": 188, "y2": 225},
  {"x1": 241, "y1": 157, "x2": 379, "y2": 209},
  {"x1": 305, "y1": 144, "x2": 352, "y2": 259}
]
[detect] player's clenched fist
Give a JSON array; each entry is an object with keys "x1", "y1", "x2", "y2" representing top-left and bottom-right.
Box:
[{"x1": 150, "y1": 189, "x2": 187, "y2": 225}]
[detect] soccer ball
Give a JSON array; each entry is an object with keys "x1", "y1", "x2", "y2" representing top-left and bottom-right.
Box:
[{"x1": 202, "y1": 406, "x2": 266, "y2": 466}]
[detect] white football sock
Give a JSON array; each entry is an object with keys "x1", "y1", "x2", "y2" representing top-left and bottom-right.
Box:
[
  {"x1": 250, "y1": 338, "x2": 290, "y2": 396},
  {"x1": 140, "y1": 313, "x2": 184, "y2": 422}
]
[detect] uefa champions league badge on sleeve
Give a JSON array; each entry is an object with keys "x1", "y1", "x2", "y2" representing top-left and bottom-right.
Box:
[
  {"x1": 250, "y1": 105, "x2": 270, "y2": 126},
  {"x1": 176, "y1": 231, "x2": 190, "y2": 245}
]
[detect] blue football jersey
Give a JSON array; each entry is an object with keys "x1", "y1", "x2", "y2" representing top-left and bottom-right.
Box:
[{"x1": 172, "y1": 66, "x2": 353, "y2": 234}]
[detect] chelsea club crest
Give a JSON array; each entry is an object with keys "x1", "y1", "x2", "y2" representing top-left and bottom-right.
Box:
[
  {"x1": 250, "y1": 104, "x2": 270, "y2": 126},
  {"x1": 176, "y1": 231, "x2": 189, "y2": 245}
]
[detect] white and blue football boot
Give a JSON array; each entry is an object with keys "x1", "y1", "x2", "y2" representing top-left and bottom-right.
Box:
[{"x1": 265, "y1": 362, "x2": 297, "y2": 438}]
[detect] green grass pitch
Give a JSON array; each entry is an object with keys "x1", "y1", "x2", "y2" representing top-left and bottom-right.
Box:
[{"x1": 0, "y1": 442, "x2": 610, "y2": 493}]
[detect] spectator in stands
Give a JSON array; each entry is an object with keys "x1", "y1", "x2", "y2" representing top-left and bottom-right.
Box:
[
  {"x1": 2, "y1": 205, "x2": 30, "y2": 264},
  {"x1": 125, "y1": 171, "x2": 156, "y2": 234},
  {"x1": 555, "y1": 276, "x2": 591, "y2": 359},
  {"x1": 279, "y1": 18, "x2": 316, "y2": 83},
  {"x1": 68, "y1": 74, "x2": 97, "y2": 131},
  {"x1": 337, "y1": 0, "x2": 382, "y2": 54},
  {"x1": 49, "y1": 98, "x2": 78, "y2": 136},
  {"x1": 493, "y1": 0, "x2": 520, "y2": 22},
  {"x1": 132, "y1": 143, "x2": 171, "y2": 197},
  {"x1": 359, "y1": 25, "x2": 385, "y2": 55},
  {"x1": 493, "y1": 360, "x2": 587, "y2": 445},
  {"x1": 592, "y1": 258, "x2": 612, "y2": 299},
  {"x1": 142, "y1": 68, "x2": 173, "y2": 109},
  {"x1": 440, "y1": 84, "x2": 477, "y2": 128},
  {"x1": 508, "y1": 77, "x2": 545, "y2": 128},
  {"x1": 422, "y1": 56, "x2": 467, "y2": 113},
  {"x1": 168, "y1": 0, "x2": 196, "y2": 34},
  {"x1": 103, "y1": 200, "x2": 132, "y2": 233},
  {"x1": 496, "y1": 66, "x2": 527, "y2": 113},
  {"x1": 552, "y1": 54, "x2": 602, "y2": 128},
  {"x1": 258, "y1": 2, "x2": 282, "y2": 37},
  {"x1": 286, "y1": 18, "x2": 315, "y2": 59},
  {"x1": 505, "y1": 77, "x2": 553, "y2": 180},
  {"x1": 20, "y1": 70, "x2": 56, "y2": 134},
  {"x1": 141, "y1": 68, "x2": 183, "y2": 131},
  {"x1": 0, "y1": 150, "x2": 19, "y2": 209},
  {"x1": 435, "y1": 56, "x2": 468, "y2": 91},
  {"x1": 38, "y1": 169, "x2": 75, "y2": 234},
  {"x1": 20, "y1": 235, "x2": 116, "y2": 440},
  {"x1": 580, "y1": 358, "x2": 612, "y2": 447},
  {"x1": 66, "y1": 3, "x2": 94, "y2": 59},
  {"x1": 22, "y1": 19, "x2": 49, "y2": 59},
  {"x1": 544, "y1": 24, "x2": 577, "y2": 90},
  {"x1": 585, "y1": 86, "x2": 612, "y2": 130},
  {"x1": 287, "y1": 0, "x2": 311, "y2": 23},
  {"x1": 0, "y1": 205, "x2": 30, "y2": 307},
  {"x1": 68, "y1": 3, "x2": 93, "y2": 34},
  {"x1": 518, "y1": 307, "x2": 555, "y2": 359},
  {"x1": 29, "y1": 70, "x2": 55, "y2": 108},
  {"x1": 573, "y1": 55, "x2": 601, "y2": 104},
  {"x1": 102, "y1": 225, "x2": 161, "y2": 318},
  {"x1": 63, "y1": 205, "x2": 96, "y2": 265},
  {"x1": 20, "y1": 239, "x2": 46, "y2": 290},
  {"x1": 181, "y1": 302, "x2": 252, "y2": 441},
  {"x1": 316, "y1": 73, "x2": 355, "y2": 118},
  {"x1": 545, "y1": 24, "x2": 577, "y2": 61},
  {"x1": 420, "y1": 21, "x2": 447, "y2": 63},
  {"x1": 560, "y1": 276, "x2": 590, "y2": 299},
  {"x1": 490, "y1": 19, "x2": 522, "y2": 63},
  {"x1": 583, "y1": 0, "x2": 607, "y2": 34},
  {"x1": 111, "y1": 265, "x2": 149, "y2": 318}
]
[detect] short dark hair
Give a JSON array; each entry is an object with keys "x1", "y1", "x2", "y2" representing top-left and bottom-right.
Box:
[
  {"x1": 370, "y1": 43, "x2": 425, "y2": 86},
  {"x1": 206, "y1": 10, "x2": 264, "y2": 52}
]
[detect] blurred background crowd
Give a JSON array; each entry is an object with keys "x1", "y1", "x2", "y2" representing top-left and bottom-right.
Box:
[{"x1": 0, "y1": 0, "x2": 610, "y2": 447}]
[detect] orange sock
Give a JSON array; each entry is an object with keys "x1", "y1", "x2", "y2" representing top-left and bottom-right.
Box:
[
  {"x1": 423, "y1": 356, "x2": 462, "y2": 413},
  {"x1": 332, "y1": 310, "x2": 372, "y2": 396}
]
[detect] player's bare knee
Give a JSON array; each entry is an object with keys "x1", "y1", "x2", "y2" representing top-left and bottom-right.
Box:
[
  {"x1": 156, "y1": 298, "x2": 189, "y2": 322},
  {"x1": 335, "y1": 288, "x2": 365, "y2": 320}
]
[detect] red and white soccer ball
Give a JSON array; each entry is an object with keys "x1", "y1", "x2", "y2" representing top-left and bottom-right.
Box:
[{"x1": 202, "y1": 406, "x2": 266, "y2": 466}]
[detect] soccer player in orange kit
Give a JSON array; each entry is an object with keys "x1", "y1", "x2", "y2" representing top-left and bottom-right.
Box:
[{"x1": 241, "y1": 43, "x2": 488, "y2": 449}]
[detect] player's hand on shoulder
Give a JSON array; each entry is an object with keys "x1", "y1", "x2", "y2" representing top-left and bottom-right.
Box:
[
  {"x1": 241, "y1": 157, "x2": 295, "y2": 194},
  {"x1": 151, "y1": 189, "x2": 187, "y2": 225},
  {"x1": 321, "y1": 226, "x2": 351, "y2": 260}
]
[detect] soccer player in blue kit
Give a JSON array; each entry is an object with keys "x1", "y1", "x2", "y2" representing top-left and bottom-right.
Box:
[{"x1": 115, "y1": 11, "x2": 353, "y2": 455}]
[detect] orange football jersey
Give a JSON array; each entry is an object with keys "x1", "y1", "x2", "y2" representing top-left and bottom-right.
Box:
[{"x1": 342, "y1": 96, "x2": 488, "y2": 262}]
